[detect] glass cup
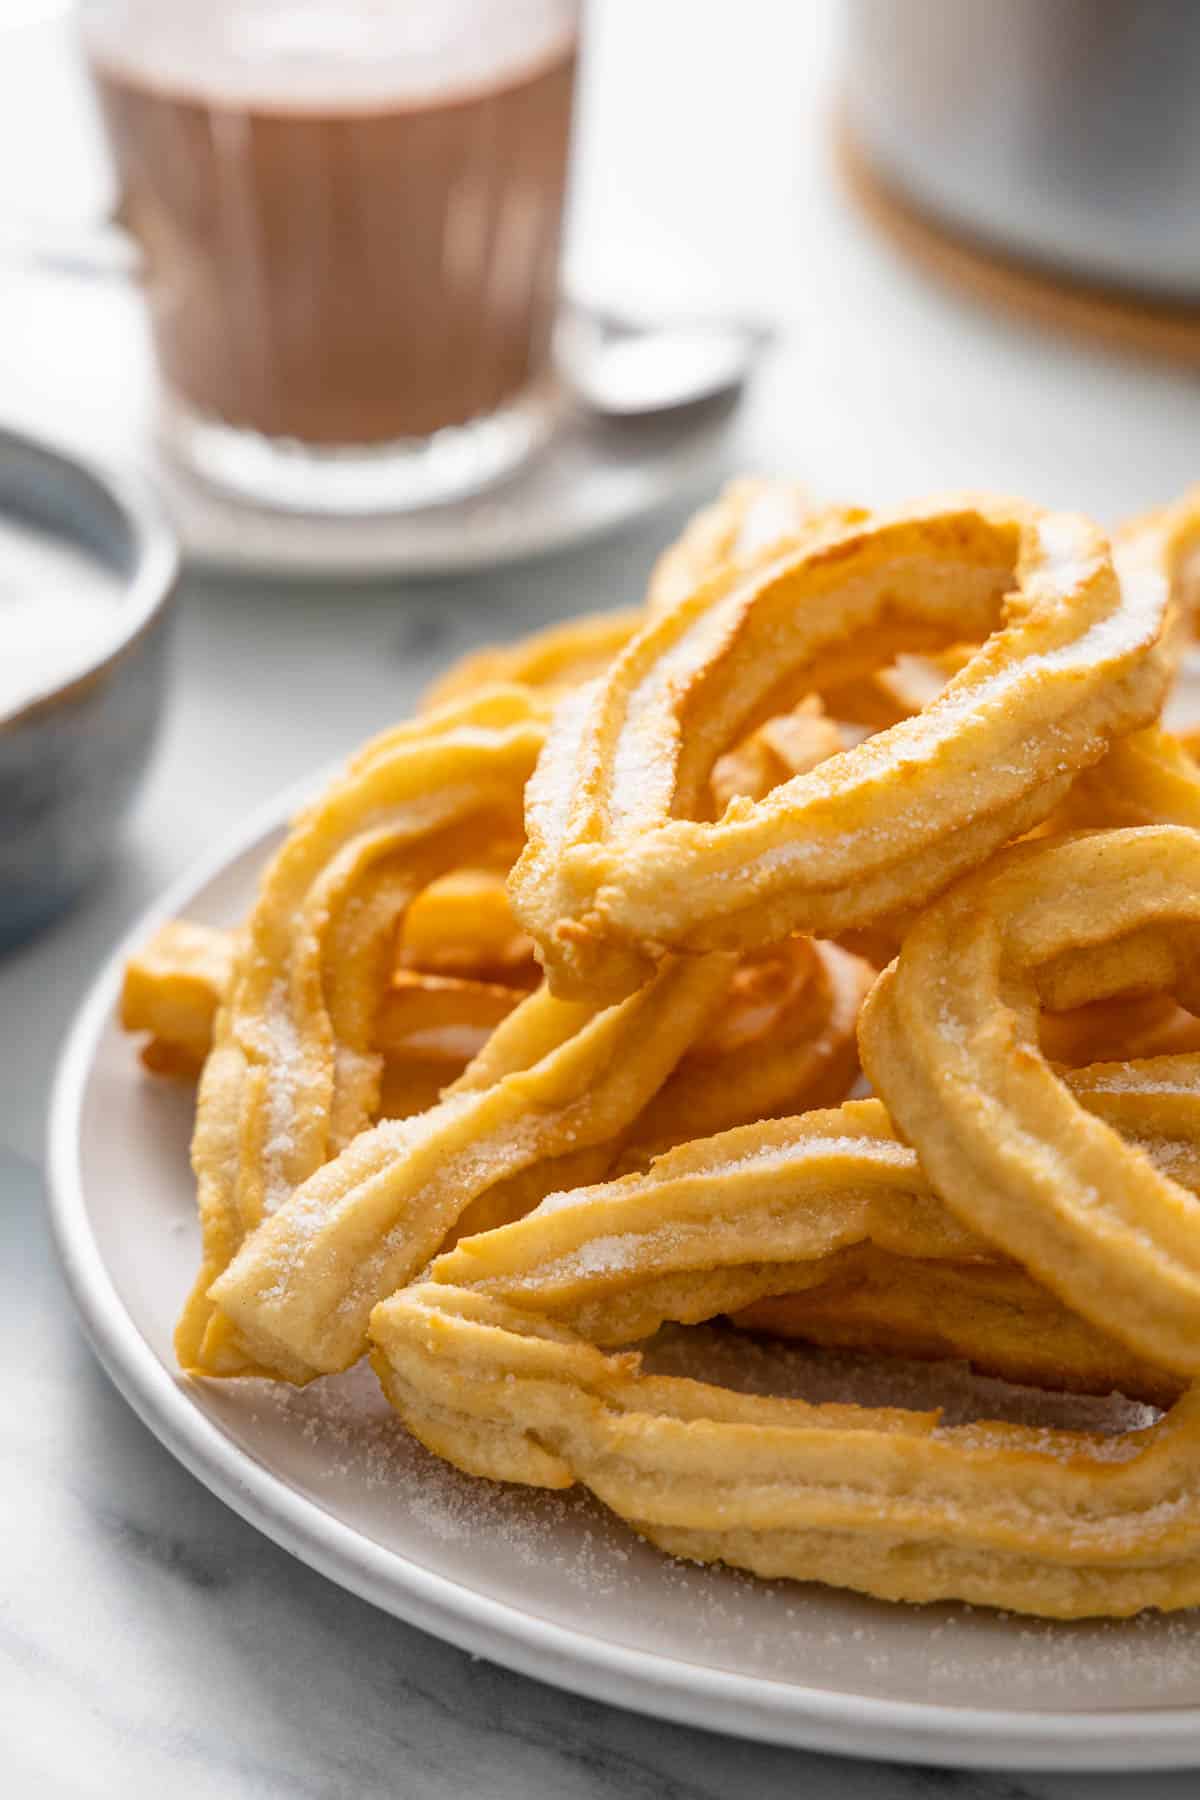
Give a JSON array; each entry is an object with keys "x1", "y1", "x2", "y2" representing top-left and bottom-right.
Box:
[{"x1": 79, "y1": 0, "x2": 579, "y2": 514}]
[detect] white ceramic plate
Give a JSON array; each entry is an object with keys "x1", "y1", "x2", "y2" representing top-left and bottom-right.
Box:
[{"x1": 47, "y1": 795, "x2": 1200, "y2": 1772}]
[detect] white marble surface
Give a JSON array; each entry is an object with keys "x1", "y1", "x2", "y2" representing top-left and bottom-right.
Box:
[{"x1": 6, "y1": 1, "x2": 1200, "y2": 1792}]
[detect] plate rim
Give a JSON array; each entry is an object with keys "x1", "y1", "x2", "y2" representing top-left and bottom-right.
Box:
[{"x1": 44, "y1": 789, "x2": 1200, "y2": 1772}]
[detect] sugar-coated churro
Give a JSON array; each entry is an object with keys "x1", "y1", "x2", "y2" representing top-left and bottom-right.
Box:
[{"x1": 511, "y1": 498, "x2": 1175, "y2": 1000}]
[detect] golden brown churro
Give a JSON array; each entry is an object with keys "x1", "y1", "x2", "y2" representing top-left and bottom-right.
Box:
[
  {"x1": 416, "y1": 1090, "x2": 1193, "y2": 1397},
  {"x1": 178, "y1": 687, "x2": 549, "y2": 1368},
  {"x1": 121, "y1": 921, "x2": 234, "y2": 1078},
  {"x1": 861, "y1": 827, "x2": 1200, "y2": 1376},
  {"x1": 510, "y1": 499, "x2": 1175, "y2": 1000},
  {"x1": 371, "y1": 1284, "x2": 1200, "y2": 1619},
  {"x1": 422, "y1": 609, "x2": 643, "y2": 711}
]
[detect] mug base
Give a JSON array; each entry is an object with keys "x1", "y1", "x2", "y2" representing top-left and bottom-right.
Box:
[{"x1": 160, "y1": 383, "x2": 561, "y2": 517}]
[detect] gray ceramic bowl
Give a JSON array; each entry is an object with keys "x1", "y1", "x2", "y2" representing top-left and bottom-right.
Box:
[{"x1": 0, "y1": 429, "x2": 178, "y2": 949}]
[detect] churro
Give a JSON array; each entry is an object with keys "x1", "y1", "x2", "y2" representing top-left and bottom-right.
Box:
[
  {"x1": 861, "y1": 826, "x2": 1200, "y2": 1376},
  {"x1": 511, "y1": 499, "x2": 1174, "y2": 999}
]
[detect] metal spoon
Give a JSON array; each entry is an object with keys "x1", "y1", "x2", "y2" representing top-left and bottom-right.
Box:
[{"x1": 559, "y1": 302, "x2": 770, "y2": 419}]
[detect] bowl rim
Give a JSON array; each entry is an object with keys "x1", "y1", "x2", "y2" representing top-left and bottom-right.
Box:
[{"x1": 0, "y1": 424, "x2": 179, "y2": 730}]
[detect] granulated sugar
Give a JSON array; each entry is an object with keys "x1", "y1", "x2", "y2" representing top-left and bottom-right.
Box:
[
  {"x1": 238, "y1": 1361, "x2": 633, "y2": 1593},
  {"x1": 262, "y1": 982, "x2": 307, "y2": 1210}
]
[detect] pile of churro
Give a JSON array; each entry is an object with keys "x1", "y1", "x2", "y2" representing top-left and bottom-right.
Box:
[{"x1": 122, "y1": 477, "x2": 1200, "y2": 1619}]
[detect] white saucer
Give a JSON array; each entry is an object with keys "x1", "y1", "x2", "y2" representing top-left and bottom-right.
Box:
[
  {"x1": 46, "y1": 789, "x2": 1200, "y2": 1771},
  {"x1": 0, "y1": 270, "x2": 736, "y2": 577}
]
